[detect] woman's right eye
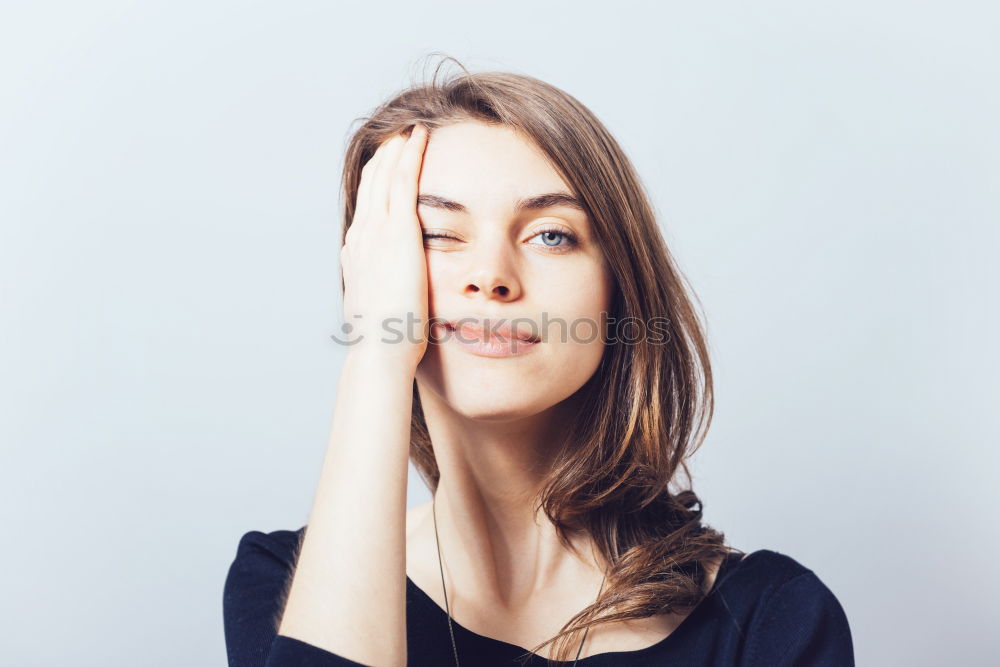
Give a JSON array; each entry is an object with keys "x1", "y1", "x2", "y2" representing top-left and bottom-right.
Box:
[{"x1": 422, "y1": 232, "x2": 459, "y2": 241}]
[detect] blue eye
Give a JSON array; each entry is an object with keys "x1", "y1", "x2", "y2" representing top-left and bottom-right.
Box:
[{"x1": 527, "y1": 228, "x2": 579, "y2": 251}]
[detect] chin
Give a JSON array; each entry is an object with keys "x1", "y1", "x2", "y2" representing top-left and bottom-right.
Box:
[
  {"x1": 451, "y1": 401, "x2": 550, "y2": 423},
  {"x1": 416, "y1": 366, "x2": 562, "y2": 422},
  {"x1": 415, "y1": 344, "x2": 603, "y2": 420}
]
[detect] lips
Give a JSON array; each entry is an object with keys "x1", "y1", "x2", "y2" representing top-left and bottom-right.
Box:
[{"x1": 445, "y1": 319, "x2": 540, "y2": 344}]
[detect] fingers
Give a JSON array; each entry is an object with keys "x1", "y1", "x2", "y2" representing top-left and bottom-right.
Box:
[
  {"x1": 369, "y1": 132, "x2": 409, "y2": 216},
  {"x1": 349, "y1": 126, "x2": 427, "y2": 248},
  {"x1": 349, "y1": 131, "x2": 403, "y2": 244},
  {"x1": 354, "y1": 148, "x2": 380, "y2": 225},
  {"x1": 389, "y1": 125, "x2": 428, "y2": 219}
]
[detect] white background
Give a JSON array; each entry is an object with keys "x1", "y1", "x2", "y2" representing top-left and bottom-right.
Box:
[{"x1": 1, "y1": 1, "x2": 997, "y2": 665}]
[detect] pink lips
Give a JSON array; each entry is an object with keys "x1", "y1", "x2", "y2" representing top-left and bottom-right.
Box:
[{"x1": 444, "y1": 321, "x2": 540, "y2": 358}]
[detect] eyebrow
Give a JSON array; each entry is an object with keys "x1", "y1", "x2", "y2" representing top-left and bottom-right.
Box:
[{"x1": 416, "y1": 192, "x2": 585, "y2": 214}]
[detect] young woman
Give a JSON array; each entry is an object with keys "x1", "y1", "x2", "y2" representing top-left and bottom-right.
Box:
[{"x1": 223, "y1": 59, "x2": 854, "y2": 667}]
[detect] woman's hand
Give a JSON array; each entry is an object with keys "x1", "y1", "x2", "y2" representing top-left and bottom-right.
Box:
[
  {"x1": 275, "y1": 135, "x2": 428, "y2": 663},
  {"x1": 341, "y1": 124, "x2": 430, "y2": 369}
]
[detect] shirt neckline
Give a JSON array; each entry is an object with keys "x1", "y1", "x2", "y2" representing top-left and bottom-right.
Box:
[{"x1": 405, "y1": 549, "x2": 749, "y2": 664}]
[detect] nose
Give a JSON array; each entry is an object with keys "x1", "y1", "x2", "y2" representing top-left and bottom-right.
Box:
[{"x1": 462, "y1": 242, "x2": 522, "y2": 302}]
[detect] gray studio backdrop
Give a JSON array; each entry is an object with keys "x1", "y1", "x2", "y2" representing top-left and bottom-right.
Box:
[{"x1": 1, "y1": 1, "x2": 996, "y2": 665}]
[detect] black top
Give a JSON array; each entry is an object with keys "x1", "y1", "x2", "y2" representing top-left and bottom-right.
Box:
[{"x1": 223, "y1": 527, "x2": 854, "y2": 666}]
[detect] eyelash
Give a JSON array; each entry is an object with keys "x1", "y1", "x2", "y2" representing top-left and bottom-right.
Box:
[{"x1": 422, "y1": 227, "x2": 580, "y2": 252}]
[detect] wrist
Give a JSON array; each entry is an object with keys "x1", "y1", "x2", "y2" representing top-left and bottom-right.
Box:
[{"x1": 344, "y1": 343, "x2": 423, "y2": 376}]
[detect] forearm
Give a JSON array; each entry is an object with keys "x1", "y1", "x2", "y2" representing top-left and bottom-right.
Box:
[{"x1": 276, "y1": 348, "x2": 415, "y2": 667}]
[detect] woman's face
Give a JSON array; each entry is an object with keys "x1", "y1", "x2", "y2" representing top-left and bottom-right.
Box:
[{"x1": 414, "y1": 120, "x2": 615, "y2": 421}]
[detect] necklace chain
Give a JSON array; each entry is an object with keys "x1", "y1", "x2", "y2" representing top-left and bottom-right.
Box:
[{"x1": 432, "y1": 493, "x2": 607, "y2": 667}]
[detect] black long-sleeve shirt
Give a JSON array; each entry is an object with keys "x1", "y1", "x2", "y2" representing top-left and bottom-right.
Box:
[{"x1": 223, "y1": 526, "x2": 854, "y2": 666}]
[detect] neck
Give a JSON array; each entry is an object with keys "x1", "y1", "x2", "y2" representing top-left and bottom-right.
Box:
[{"x1": 417, "y1": 385, "x2": 603, "y2": 612}]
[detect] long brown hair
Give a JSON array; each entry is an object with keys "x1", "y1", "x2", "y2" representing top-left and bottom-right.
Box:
[{"x1": 339, "y1": 54, "x2": 741, "y2": 665}]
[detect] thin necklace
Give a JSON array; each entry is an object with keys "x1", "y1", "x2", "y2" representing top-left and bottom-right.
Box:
[{"x1": 432, "y1": 493, "x2": 607, "y2": 667}]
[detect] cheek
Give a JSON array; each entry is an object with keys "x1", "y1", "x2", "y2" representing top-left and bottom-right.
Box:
[
  {"x1": 424, "y1": 253, "x2": 447, "y2": 310},
  {"x1": 539, "y1": 299, "x2": 605, "y2": 346},
  {"x1": 532, "y1": 277, "x2": 613, "y2": 397},
  {"x1": 539, "y1": 263, "x2": 614, "y2": 337}
]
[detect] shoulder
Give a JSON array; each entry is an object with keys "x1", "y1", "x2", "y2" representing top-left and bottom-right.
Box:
[
  {"x1": 719, "y1": 548, "x2": 849, "y2": 616},
  {"x1": 717, "y1": 549, "x2": 854, "y2": 666},
  {"x1": 223, "y1": 526, "x2": 307, "y2": 609},
  {"x1": 228, "y1": 526, "x2": 307, "y2": 568},
  {"x1": 222, "y1": 526, "x2": 308, "y2": 662},
  {"x1": 725, "y1": 548, "x2": 815, "y2": 587}
]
